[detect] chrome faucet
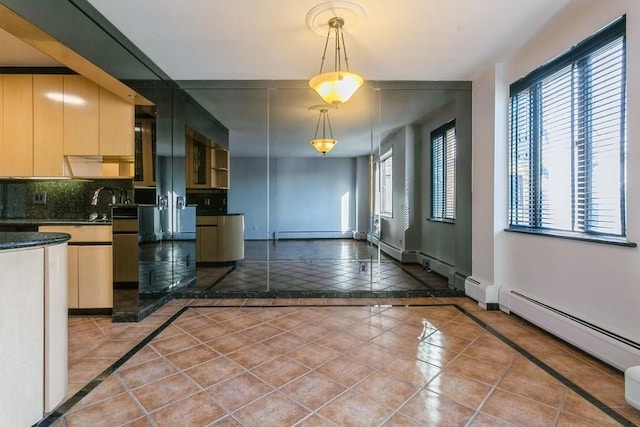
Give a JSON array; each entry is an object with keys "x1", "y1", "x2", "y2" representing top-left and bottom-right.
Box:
[{"x1": 91, "y1": 187, "x2": 116, "y2": 206}]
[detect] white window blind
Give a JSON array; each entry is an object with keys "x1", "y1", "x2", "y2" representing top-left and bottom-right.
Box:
[
  {"x1": 509, "y1": 16, "x2": 626, "y2": 240},
  {"x1": 431, "y1": 120, "x2": 456, "y2": 221},
  {"x1": 374, "y1": 149, "x2": 393, "y2": 216}
]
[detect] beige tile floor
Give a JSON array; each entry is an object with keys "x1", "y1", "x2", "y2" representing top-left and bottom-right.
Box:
[{"x1": 43, "y1": 297, "x2": 640, "y2": 427}]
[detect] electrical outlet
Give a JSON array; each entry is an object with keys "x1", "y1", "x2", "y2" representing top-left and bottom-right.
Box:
[
  {"x1": 33, "y1": 192, "x2": 47, "y2": 205},
  {"x1": 359, "y1": 262, "x2": 368, "y2": 274}
]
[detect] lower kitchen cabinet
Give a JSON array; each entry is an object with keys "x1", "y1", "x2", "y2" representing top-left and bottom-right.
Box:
[
  {"x1": 0, "y1": 246, "x2": 44, "y2": 426},
  {"x1": 39, "y1": 225, "x2": 113, "y2": 309},
  {"x1": 196, "y1": 214, "x2": 244, "y2": 263},
  {"x1": 0, "y1": 240, "x2": 69, "y2": 425},
  {"x1": 70, "y1": 245, "x2": 112, "y2": 308},
  {"x1": 196, "y1": 216, "x2": 218, "y2": 262}
]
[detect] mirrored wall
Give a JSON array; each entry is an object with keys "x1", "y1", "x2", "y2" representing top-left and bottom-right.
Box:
[
  {"x1": 0, "y1": 0, "x2": 471, "y2": 303},
  {"x1": 153, "y1": 81, "x2": 472, "y2": 297}
]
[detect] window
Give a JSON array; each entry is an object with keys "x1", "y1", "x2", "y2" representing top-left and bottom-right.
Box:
[
  {"x1": 509, "y1": 16, "x2": 627, "y2": 241},
  {"x1": 375, "y1": 149, "x2": 393, "y2": 216},
  {"x1": 431, "y1": 120, "x2": 456, "y2": 221}
]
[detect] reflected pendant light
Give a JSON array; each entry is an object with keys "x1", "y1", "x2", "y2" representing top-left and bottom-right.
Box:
[
  {"x1": 310, "y1": 107, "x2": 337, "y2": 155},
  {"x1": 309, "y1": 16, "x2": 363, "y2": 105}
]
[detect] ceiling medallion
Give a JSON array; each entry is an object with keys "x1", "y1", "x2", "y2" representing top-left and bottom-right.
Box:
[{"x1": 306, "y1": 1, "x2": 367, "y2": 36}]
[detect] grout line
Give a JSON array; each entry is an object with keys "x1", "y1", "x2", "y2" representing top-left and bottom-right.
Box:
[
  {"x1": 35, "y1": 306, "x2": 191, "y2": 426},
  {"x1": 39, "y1": 302, "x2": 635, "y2": 427},
  {"x1": 455, "y1": 304, "x2": 636, "y2": 427}
]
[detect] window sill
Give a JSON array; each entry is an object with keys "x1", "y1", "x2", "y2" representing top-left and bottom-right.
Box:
[
  {"x1": 428, "y1": 218, "x2": 455, "y2": 225},
  {"x1": 505, "y1": 227, "x2": 637, "y2": 248}
]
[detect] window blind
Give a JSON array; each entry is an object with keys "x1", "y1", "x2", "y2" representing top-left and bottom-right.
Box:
[
  {"x1": 431, "y1": 120, "x2": 456, "y2": 221},
  {"x1": 509, "y1": 16, "x2": 626, "y2": 238}
]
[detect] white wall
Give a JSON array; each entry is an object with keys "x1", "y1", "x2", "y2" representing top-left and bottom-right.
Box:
[
  {"x1": 472, "y1": 0, "x2": 640, "y2": 366},
  {"x1": 228, "y1": 157, "x2": 269, "y2": 240},
  {"x1": 378, "y1": 127, "x2": 408, "y2": 250},
  {"x1": 230, "y1": 157, "x2": 356, "y2": 240}
]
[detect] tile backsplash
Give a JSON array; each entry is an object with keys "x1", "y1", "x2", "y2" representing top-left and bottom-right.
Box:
[{"x1": 0, "y1": 178, "x2": 134, "y2": 221}]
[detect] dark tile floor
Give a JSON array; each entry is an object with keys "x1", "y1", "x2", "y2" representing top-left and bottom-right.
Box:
[{"x1": 186, "y1": 239, "x2": 456, "y2": 298}]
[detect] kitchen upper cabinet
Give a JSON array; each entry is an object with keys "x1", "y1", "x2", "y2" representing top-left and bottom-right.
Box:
[
  {"x1": 134, "y1": 118, "x2": 156, "y2": 186},
  {"x1": 63, "y1": 75, "x2": 99, "y2": 156},
  {"x1": 1, "y1": 75, "x2": 33, "y2": 176},
  {"x1": 63, "y1": 75, "x2": 134, "y2": 158},
  {"x1": 0, "y1": 73, "x2": 135, "y2": 177},
  {"x1": 33, "y1": 75, "x2": 64, "y2": 176},
  {"x1": 186, "y1": 128, "x2": 230, "y2": 189},
  {"x1": 211, "y1": 147, "x2": 229, "y2": 189},
  {"x1": 100, "y1": 87, "x2": 134, "y2": 156},
  {"x1": 186, "y1": 133, "x2": 210, "y2": 188}
]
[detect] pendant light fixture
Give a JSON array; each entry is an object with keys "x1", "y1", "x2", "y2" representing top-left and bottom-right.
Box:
[
  {"x1": 308, "y1": 2, "x2": 365, "y2": 106},
  {"x1": 309, "y1": 105, "x2": 337, "y2": 155}
]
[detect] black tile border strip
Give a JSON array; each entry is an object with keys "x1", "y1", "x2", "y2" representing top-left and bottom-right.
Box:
[
  {"x1": 34, "y1": 307, "x2": 189, "y2": 426},
  {"x1": 35, "y1": 303, "x2": 635, "y2": 426},
  {"x1": 455, "y1": 305, "x2": 635, "y2": 427}
]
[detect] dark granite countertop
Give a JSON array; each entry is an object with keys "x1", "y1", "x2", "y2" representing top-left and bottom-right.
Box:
[
  {"x1": 0, "y1": 219, "x2": 112, "y2": 226},
  {"x1": 0, "y1": 232, "x2": 71, "y2": 250},
  {"x1": 196, "y1": 213, "x2": 244, "y2": 217}
]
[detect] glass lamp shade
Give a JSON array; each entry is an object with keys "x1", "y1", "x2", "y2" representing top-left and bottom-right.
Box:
[
  {"x1": 309, "y1": 71, "x2": 364, "y2": 105},
  {"x1": 310, "y1": 138, "x2": 337, "y2": 155}
]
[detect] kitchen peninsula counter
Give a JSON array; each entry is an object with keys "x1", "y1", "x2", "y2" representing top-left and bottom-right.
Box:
[
  {"x1": 0, "y1": 231, "x2": 70, "y2": 249},
  {"x1": 196, "y1": 213, "x2": 244, "y2": 263},
  {"x1": 0, "y1": 218, "x2": 112, "y2": 228},
  {"x1": 0, "y1": 231, "x2": 70, "y2": 426}
]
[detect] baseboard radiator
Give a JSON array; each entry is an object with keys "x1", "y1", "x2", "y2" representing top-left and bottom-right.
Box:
[
  {"x1": 464, "y1": 276, "x2": 500, "y2": 309},
  {"x1": 500, "y1": 289, "x2": 640, "y2": 371},
  {"x1": 273, "y1": 230, "x2": 352, "y2": 240}
]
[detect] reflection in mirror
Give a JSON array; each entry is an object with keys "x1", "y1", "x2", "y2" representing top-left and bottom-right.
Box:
[{"x1": 169, "y1": 81, "x2": 471, "y2": 298}]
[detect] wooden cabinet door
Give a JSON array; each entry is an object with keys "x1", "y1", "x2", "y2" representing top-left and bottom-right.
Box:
[
  {"x1": 2, "y1": 75, "x2": 33, "y2": 176},
  {"x1": 67, "y1": 245, "x2": 79, "y2": 309},
  {"x1": 135, "y1": 118, "x2": 156, "y2": 186},
  {"x1": 99, "y1": 87, "x2": 134, "y2": 156},
  {"x1": 186, "y1": 137, "x2": 211, "y2": 188},
  {"x1": 0, "y1": 247, "x2": 45, "y2": 426},
  {"x1": 63, "y1": 75, "x2": 99, "y2": 155},
  {"x1": 197, "y1": 225, "x2": 219, "y2": 262},
  {"x1": 78, "y1": 245, "x2": 113, "y2": 308},
  {"x1": 33, "y1": 75, "x2": 64, "y2": 176},
  {"x1": 0, "y1": 76, "x2": 3, "y2": 172},
  {"x1": 218, "y1": 215, "x2": 244, "y2": 261},
  {"x1": 211, "y1": 148, "x2": 230, "y2": 189},
  {"x1": 43, "y1": 243, "x2": 68, "y2": 412}
]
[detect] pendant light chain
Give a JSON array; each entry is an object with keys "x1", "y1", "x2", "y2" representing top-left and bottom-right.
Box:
[
  {"x1": 313, "y1": 109, "x2": 334, "y2": 140},
  {"x1": 334, "y1": 24, "x2": 341, "y2": 72},
  {"x1": 326, "y1": 110, "x2": 334, "y2": 138},
  {"x1": 318, "y1": 27, "x2": 332, "y2": 74},
  {"x1": 339, "y1": 26, "x2": 351, "y2": 72},
  {"x1": 314, "y1": 110, "x2": 323, "y2": 138},
  {"x1": 317, "y1": 18, "x2": 352, "y2": 74}
]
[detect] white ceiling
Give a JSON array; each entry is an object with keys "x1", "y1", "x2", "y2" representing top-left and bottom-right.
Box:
[
  {"x1": 86, "y1": 0, "x2": 574, "y2": 82},
  {"x1": 2, "y1": 0, "x2": 577, "y2": 157}
]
